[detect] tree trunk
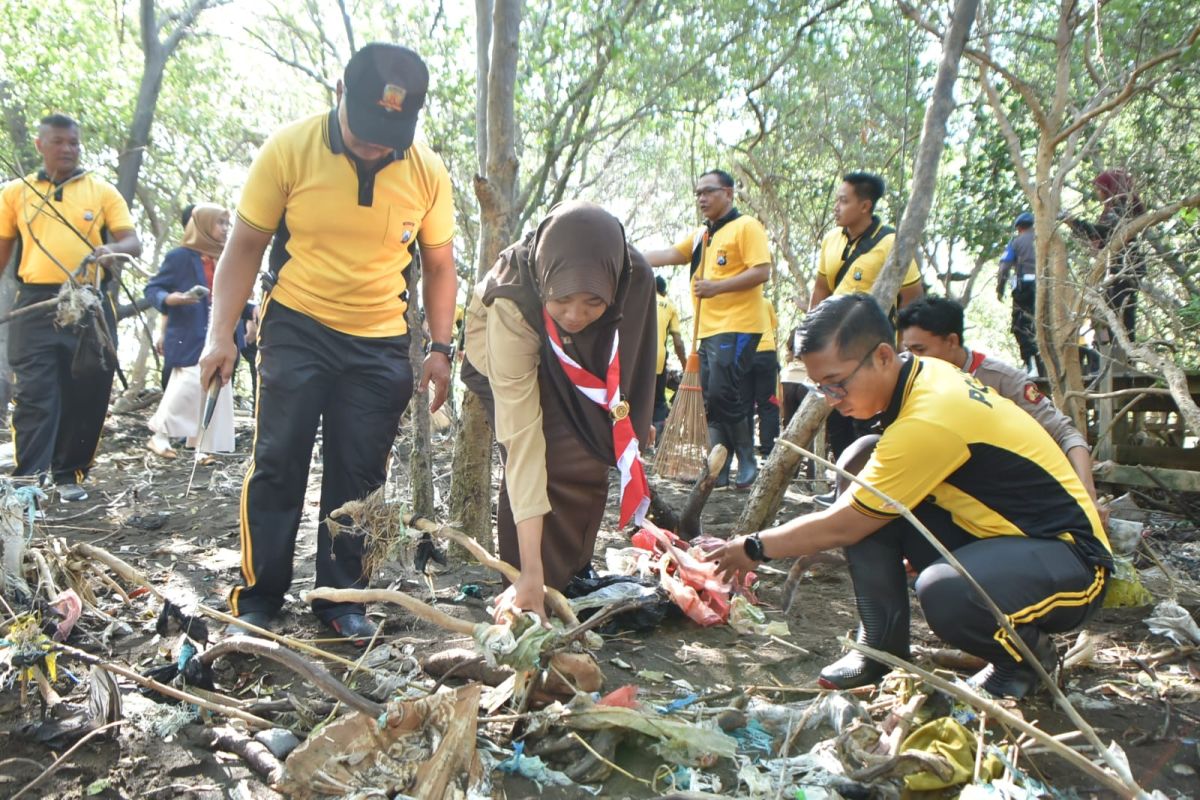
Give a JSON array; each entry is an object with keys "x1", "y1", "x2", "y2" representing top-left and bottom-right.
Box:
[
  {"x1": 116, "y1": 48, "x2": 168, "y2": 206},
  {"x1": 406, "y1": 256, "x2": 435, "y2": 519},
  {"x1": 447, "y1": 0, "x2": 522, "y2": 552},
  {"x1": 735, "y1": 0, "x2": 980, "y2": 535},
  {"x1": 116, "y1": 0, "x2": 213, "y2": 206}
]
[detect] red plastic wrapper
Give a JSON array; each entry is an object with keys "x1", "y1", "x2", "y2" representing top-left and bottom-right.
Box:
[{"x1": 632, "y1": 521, "x2": 756, "y2": 626}]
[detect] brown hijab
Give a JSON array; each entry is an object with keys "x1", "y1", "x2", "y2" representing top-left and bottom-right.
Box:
[
  {"x1": 482, "y1": 201, "x2": 657, "y2": 464},
  {"x1": 181, "y1": 204, "x2": 229, "y2": 258}
]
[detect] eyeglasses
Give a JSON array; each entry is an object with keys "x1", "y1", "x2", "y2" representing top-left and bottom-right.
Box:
[
  {"x1": 693, "y1": 185, "x2": 727, "y2": 198},
  {"x1": 808, "y1": 344, "x2": 880, "y2": 400}
]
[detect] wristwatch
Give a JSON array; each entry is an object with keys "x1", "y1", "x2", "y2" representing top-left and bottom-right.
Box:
[
  {"x1": 743, "y1": 533, "x2": 771, "y2": 563},
  {"x1": 426, "y1": 341, "x2": 455, "y2": 359}
]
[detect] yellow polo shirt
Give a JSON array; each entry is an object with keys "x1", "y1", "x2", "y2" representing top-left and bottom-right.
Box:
[
  {"x1": 819, "y1": 218, "x2": 920, "y2": 296},
  {"x1": 757, "y1": 300, "x2": 777, "y2": 352},
  {"x1": 0, "y1": 170, "x2": 135, "y2": 285},
  {"x1": 672, "y1": 215, "x2": 771, "y2": 340},
  {"x1": 237, "y1": 110, "x2": 455, "y2": 337},
  {"x1": 655, "y1": 294, "x2": 681, "y2": 373}
]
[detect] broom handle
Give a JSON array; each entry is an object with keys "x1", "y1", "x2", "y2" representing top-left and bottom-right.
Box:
[{"x1": 687, "y1": 231, "x2": 707, "y2": 365}]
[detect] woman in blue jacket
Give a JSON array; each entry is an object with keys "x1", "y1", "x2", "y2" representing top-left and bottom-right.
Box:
[{"x1": 144, "y1": 204, "x2": 249, "y2": 457}]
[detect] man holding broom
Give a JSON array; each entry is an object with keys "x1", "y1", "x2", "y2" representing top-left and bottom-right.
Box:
[
  {"x1": 645, "y1": 169, "x2": 771, "y2": 488},
  {"x1": 705, "y1": 294, "x2": 1111, "y2": 699}
]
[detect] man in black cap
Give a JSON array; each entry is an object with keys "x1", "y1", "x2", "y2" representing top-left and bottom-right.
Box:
[{"x1": 200, "y1": 43, "x2": 458, "y2": 644}]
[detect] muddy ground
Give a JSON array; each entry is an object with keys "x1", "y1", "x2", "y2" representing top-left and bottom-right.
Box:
[{"x1": 1, "y1": 399, "x2": 1198, "y2": 799}]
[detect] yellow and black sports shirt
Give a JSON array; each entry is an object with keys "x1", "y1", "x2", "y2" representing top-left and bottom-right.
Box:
[
  {"x1": 237, "y1": 109, "x2": 455, "y2": 338},
  {"x1": 655, "y1": 294, "x2": 681, "y2": 374},
  {"x1": 0, "y1": 170, "x2": 135, "y2": 285},
  {"x1": 819, "y1": 218, "x2": 921, "y2": 295},
  {"x1": 851, "y1": 355, "x2": 1112, "y2": 568},
  {"x1": 672, "y1": 215, "x2": 771, "y2": 339}
]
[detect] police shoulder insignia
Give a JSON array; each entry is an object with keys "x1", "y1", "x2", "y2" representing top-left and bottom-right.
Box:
[{"x1": 1024, "y1": 383, "x2": 1043, "y2": 403}]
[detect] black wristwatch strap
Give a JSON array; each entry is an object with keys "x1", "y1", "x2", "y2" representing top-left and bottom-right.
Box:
[
  {"x1": 744, "y1": 533, "x2": 771, "y2": 563},
  {"x1": 427, "y1": 341, "x2": 454, "y2": 358}
]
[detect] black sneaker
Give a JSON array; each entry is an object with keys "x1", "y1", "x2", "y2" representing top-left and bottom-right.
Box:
[
  {"x1": 225, "y1": 610, "x2": 274, "y2": 637},
  {"x1": 57, "y1": 483, "x2": 89, "y2": 502},
  {"x1": 328, "y1": 613, "x2": 379, "y2": 647}
]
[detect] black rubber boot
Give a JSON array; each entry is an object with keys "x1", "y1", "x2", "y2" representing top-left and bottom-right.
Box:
[
  {"x1": 818, "y1": 607, "x2": 910, "y2": 690},
  {"x1": 819, "y1": 530, "x2": 911, "y2": 690},
  {"x1": 732, "y1": 418, "x2": 758, "y2": 489},
  {"x1": 968, "y1": 629, "x2": 1057, "y2": 699}
]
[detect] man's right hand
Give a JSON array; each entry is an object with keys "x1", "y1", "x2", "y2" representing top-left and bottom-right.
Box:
[{"x1": 199, "y1": 338, "x2": 238, "y2": 388}]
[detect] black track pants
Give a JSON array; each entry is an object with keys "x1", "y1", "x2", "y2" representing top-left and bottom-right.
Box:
[
  {"x1": 698, "y1": 332, "x2": 760, "y2": 425},
  {"x1": 9, "y1": 284, "x2": 116, "y2": 484},
  {"x1": 842, "y1": 443, "x2": 1106, "y2": 670},
  {"x1": 230, "y1": 301, "x2": 412, "y2": 624}
]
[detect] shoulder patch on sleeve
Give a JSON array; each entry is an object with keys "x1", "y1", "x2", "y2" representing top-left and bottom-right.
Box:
[{"x1": 1024, "y1": 382, "x2": 1044, "y2": 404}]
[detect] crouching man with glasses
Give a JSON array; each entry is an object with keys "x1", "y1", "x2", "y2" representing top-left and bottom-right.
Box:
[{"x1": 704, "y1": 293, "x2": 1111, "y2": 699}]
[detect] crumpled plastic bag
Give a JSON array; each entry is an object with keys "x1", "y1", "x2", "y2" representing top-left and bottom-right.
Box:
[
  {"x1": 728, "y1": 595, "x2": 789, "y2": 637},
  {"x1": 1145, "y1": 600, "x2": 1200, "y2": 647},
  {"x1": 1102, "y1": 554, "x2": 1152, "y2": 608},
  {"x1": 899, "y1": 717, "x2": 978, "y2": 790},
  {"x1": 473, "y1": 614, "x2": 559, "y2": 672}
]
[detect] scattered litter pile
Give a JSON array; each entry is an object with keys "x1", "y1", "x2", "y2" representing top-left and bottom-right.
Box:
[{"x1": 1, "y1": 478, "x2": 1198, "y2": 798}]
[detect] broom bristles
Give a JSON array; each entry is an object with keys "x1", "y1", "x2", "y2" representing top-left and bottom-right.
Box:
[{"x1": 653, "y1": 356, "x2": 708, "y2": 482}]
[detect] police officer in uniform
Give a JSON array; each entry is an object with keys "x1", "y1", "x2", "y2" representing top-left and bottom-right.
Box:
[
  {"x1": 706, "y1": 294, "x2": 1110, "y2": 699},
  {"x1": 0, "y1": 114, "x2": 142, "y2": 501}
]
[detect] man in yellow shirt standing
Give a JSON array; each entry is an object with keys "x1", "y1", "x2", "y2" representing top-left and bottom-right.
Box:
[
  {"x1": 0, "y1": 114, "x2": 142, "y2": 501},
  {"x1": 200, "y1": 44, "x2": 458, "y2": 643},
  {"x1": 808, "y1": 172, "x2": 923, "y2": 503},
  {"x1": 645, "y1": 170, "x2": 771, "y2": 488},
  {"x1": 653, "y1": 275, "x2": 687, "y2": 439}
]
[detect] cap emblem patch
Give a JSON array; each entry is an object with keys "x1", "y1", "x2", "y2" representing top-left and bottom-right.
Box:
[{"x1": 379, "y1": 84, "x2": 407, "y2": 112}]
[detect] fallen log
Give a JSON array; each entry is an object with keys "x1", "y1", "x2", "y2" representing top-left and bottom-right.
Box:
[{"x1": 197, "y1": 726, "x2": 284, "y2": 786}]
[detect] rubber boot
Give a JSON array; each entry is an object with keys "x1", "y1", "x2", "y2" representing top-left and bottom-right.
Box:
[
  {"x1": 819, "y1": 534, "x2": 911, "y2": 690},
  {"x1": 968, "y1": 628, "x2": 1057, "y2": 699},
  {"x1": 709, "y1": 423, "x2": 732, "y2": 488},
  {"x1": 732, "y1": 418, "x2": 758, "y2": 489}
]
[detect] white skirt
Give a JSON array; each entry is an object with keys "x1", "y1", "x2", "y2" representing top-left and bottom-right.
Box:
[{"x1": 148, "y1": 365, "x2": 235, "y2": 453}]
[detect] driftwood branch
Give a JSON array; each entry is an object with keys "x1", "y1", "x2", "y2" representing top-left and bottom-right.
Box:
[
  {"x1": 199, "y1": 636, "x2": 384, "y2": 718},
  {"x1": 403, "y1": 516, "x2": 580, "y2": 626}
]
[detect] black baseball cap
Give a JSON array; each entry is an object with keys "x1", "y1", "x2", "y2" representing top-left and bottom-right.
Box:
[{"x1": 343, "y1": 43, "x2": 428, "y2": 152}]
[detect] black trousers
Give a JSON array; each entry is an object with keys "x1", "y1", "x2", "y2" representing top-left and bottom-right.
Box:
[
  {"x1": 698, "y1": 332, "x2": 760, "y2": 425},
  {"x1": 9, "y1": 284, "x2": 116, "y2": 484},
  {"x1": 825, "y1": 411, "x2": 875, "y2": 460},
  {"x1": 230, "y1": 302, "x2": 413, "y2": 624},
  {"x1": 746, "y1": 349, "x2": 780, "y2": 454},
  {"x1": 841, "y1": 437, "x2": 1107, "y2": 671},
  {"x1": 653, "y1": 369, "x2": 669, "y2": 428},
  {"x1": 1010, "y1": 282, "x2": 1039, "y2": 366}
]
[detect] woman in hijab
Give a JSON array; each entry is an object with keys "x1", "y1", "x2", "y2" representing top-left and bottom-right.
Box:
[
  {"x1": 144, "y1": 204, "x2": 251, "y2": 458},
  {"x1": 462, "y1": 201, "x2": 657, "y2": 624},
  {"x1": 1065, "y1": 169, "x2": 1147, "y2": 340}
]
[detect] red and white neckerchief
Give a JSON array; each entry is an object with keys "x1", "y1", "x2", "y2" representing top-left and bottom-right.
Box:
[{"x1": 542, "y1": 308, "x2": 650, "y2": 527}]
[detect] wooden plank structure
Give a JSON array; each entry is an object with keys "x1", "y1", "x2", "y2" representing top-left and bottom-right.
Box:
[{"x1": 1082, "y1": 370, "x2": 1200, "y2": 493}]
